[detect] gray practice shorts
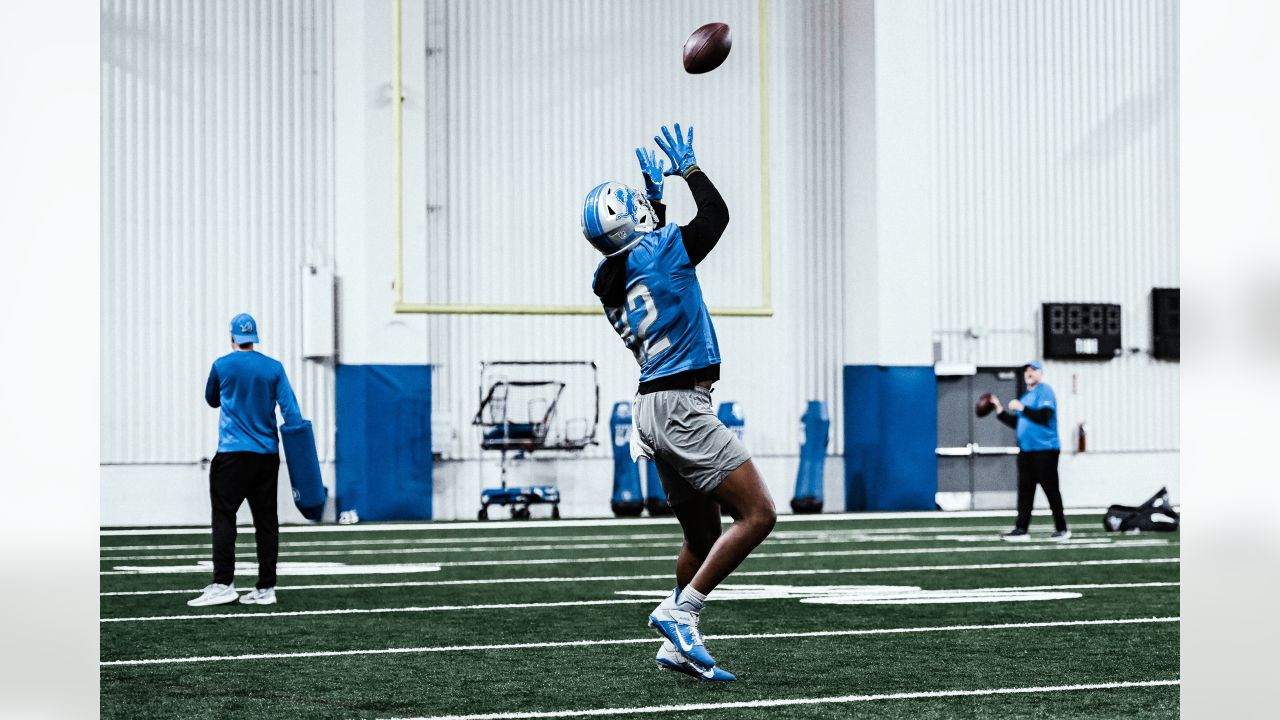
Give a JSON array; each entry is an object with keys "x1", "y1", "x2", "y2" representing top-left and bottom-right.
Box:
[{"x1": 630, "y1": 386, "x2": 752, "y2": 507}]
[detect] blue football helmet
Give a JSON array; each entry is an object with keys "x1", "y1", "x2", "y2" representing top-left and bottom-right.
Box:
[{"x1": 581, "y1": 181, "x2": 656, "y2": 256}]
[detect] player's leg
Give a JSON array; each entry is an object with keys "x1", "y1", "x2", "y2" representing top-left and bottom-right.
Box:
[
  {"x1": 189, "y1": 453, "x2": 246, "y2": 606},
  {"x1": 667, "y1": 460, "x2": 722, "y2": 590},
  {"x1": 652, "y1": 480, "x2": 737, "y2": 681},
  {"x1": 1037, "y1": 450, "x2": 1070, "y2": 537},
  {"x1": 243, "y1": 452, "x2": 281, "y2": 599},
  {"x1": 209, "y1": 452, "x2": 245, "y2": 584},
  {"x1": 1013, "y1": 450, "x2": 1034, "y2": 530},
  {"x1": 685, "y1": 460, "x2": 776, "y2": 594},
  {"x1": 648, "y1": 460, "x2": 772, "y2": 672}
]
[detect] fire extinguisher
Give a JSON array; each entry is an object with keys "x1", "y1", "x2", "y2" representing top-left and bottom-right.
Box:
[{"x1": 1077, "y1": 422, "x2": 1088, "y2": 453}]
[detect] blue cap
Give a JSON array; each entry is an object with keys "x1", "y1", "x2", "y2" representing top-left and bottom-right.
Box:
[
  {"x1": 1025, "y1": 360, "x2": 1043, "y2": 371},
  {"x1": 230, "y1": 313, "x2": 260, "y2": 344}
]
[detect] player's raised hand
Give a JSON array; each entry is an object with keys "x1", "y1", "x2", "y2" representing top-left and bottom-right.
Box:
[
  {"x1": 635, "y1": 147, "x2": 666, "y2": 201},
  {"x1": 655, "y1": 123, "x2": 698, "y2": 177}
]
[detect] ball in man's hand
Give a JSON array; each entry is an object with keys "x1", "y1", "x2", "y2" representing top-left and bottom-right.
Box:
[{"x1": 975, "y1": 393, "x2": 997, "y2": 417}]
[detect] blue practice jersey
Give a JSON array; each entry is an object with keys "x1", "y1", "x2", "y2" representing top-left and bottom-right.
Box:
[
  {"x1": 1016, "y1": 383, "x2": 1060, "y2": 451},
  {"x1": 205, "y1": 351, "x2": 304, "y2": 454},
  {"x1": 595, "y1": 224, "x2": 720, "y2": 382}
]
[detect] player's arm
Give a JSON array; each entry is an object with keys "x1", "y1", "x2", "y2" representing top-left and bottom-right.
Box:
[
  {"x1": 635, "y1": 147, "x2": 668, "y2": 229},
  {"x1": 275, "y1": 366, "x2": 304, "y2": 426},
  {"x1": 204, "y1": 365, "x2": 220, "y2": 408},
  {"x1": 678, "y1": 170, "x2": 729, "y2": 265},
  {"x1": 1020, "y1": 406, "x2": 1054, "y2": 426},
  {"x1": 654, "y1": 124, "x2": 729, "y2": 266},
  {"x1": 990, "y1": 396, "x2": 1017, "y2": 428}
]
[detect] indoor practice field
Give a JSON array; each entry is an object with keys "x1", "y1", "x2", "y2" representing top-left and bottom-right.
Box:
[{"x1": 100, "y1": 511, "x2": 1180, "y2": 719}]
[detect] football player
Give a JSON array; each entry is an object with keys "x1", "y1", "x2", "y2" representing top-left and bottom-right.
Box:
[{"x1": 584, "y1": 124, "x2": 777, "y2": 681}]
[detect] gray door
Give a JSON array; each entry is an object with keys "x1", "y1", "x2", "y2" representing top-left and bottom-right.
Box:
[{"x1": 935, "y1": 368, "x2": 1021, "y2": 510}]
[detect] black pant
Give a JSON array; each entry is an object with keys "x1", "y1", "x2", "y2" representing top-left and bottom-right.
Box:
[
  {"x1": 1014, "y1": 449, "x2": 1067, "y2": 532},
  {"x1": 209, "y1": 451, "x2": 280, "y2": 589}
]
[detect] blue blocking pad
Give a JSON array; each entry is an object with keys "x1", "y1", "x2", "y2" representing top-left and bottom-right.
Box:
[
  {"x1": 609, "y1": 401, "x2": 644, "y2": 516},
  {"x1": 281, "y1": 419, "x2": 327, "y2": 520}
]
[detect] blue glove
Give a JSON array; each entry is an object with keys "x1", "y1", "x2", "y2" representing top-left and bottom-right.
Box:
[
  {"x1": 635, "y1": 147, "x2": 666, "y2": 201},
  {"x1": 654, "y1": 123, "x2": 698, "y2": 177}
]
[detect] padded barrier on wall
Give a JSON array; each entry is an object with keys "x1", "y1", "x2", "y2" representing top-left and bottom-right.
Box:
[
  {"x1": 336, "y1": 365, "x2": 433, "y2": 520},
  {"x1": 843, "y1": 366, "x2": 937, "y2": 511}
]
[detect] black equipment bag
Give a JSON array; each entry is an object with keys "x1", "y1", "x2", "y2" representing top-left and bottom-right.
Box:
[{"x1": 1102, "y1": 486, "x2": 1179, "y2": 532}]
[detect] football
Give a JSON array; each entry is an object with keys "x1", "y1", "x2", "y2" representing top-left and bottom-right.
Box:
[
  {"x1": 683, "y1": 22, "x2": 732, "y2": 74},
  {"x1": 975, "y1": 393, "x2": 997, "y2": 417}
]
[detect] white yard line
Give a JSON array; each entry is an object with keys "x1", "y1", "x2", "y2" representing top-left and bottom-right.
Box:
[
  {"x1": 100, "y1": 526, "x2": 1032, "y2": 552},
  {"x1": 101, "y1": 556, "x2": 1180, "y2": 593},
  {"x1": 100, "y1": 581, "x2": 1179, "y2": 623},
  {"x1": 100, "y1": 538, "x2": 1174, "y2": 576},
  {"x1": 372, "y1": 679, "x2": 1181, "y2": 720},
  {"x1": 100, "y1": 616, "x2": 1179, "y2": 667},
  {"x1": 98, "y1": 533, "x2": 1122, "y2": 561},
  {"x1": 100, "y1": 508, "x2": 1115, "y2": 536}
]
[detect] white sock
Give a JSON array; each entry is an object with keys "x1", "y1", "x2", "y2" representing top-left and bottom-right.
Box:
[{"x1": 677, "y1": 586, "x2": 707, "y2": 611}]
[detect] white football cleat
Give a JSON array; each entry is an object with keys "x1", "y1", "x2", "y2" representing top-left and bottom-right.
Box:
[
  {"x1": 239, "y1": 587, "x2": 277, "y2": 605},
  {"x1": 656, "y1": 641, "x2": 736, "y2": 682},
  {"x1": 187, "y1": 583, "x2": 238, "y2": 607}
]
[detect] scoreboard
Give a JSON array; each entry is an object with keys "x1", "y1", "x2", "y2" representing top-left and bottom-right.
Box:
[{"x1": 1042, "y1": 303, "x2": 1122, "y2": 360}]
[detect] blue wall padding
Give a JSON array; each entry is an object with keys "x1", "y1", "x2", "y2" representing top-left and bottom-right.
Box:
[
  {"x1": 609, "y1": 401, "x2": 644, "y2": 513},
  {"x1": 336, "y1": 364, "x2": 433, "y2": 521},
  {"x1": 843, "y1": 366, "x2": 937, "y2": 511},
  {"x1": 280, "y1": 420, "x2": 327, "y2": 521},
  {"x1": 792, "y1": 401, "x2": 829, "y2": 505}
]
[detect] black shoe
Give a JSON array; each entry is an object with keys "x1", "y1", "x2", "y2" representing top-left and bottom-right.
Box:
[
  {"x1": 1049, "y1": 530, "x2": 1072, "y2": 541},
  {"x1": 1001, "y1": 528, "x2": 1031, "y2": 542}
]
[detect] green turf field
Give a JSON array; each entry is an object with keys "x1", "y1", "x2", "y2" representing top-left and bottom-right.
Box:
[{"x1": 100, "y1": 512, "x2": 1179, "y2": 719}]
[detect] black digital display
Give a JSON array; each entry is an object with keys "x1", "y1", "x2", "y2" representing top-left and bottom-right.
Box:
[{"x1": 1042, "y1": 303, "x2": 1122, "y2": 359}]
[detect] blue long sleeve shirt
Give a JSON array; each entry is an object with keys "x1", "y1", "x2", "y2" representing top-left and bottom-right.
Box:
[
  {"x1": 1013, "y1": 383, "x2": 1060, "y2": 451},
  {"x1": 205, "y1": 351, "x2": 304, "y2": 454}
]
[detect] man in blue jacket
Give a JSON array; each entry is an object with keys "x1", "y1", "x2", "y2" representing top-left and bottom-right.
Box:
[
  {"x1": 991, "y1": 361, "x2": 1071, "y2": 541},
  {"x1": 189, "y1": 313, "x2": 304, "y2": 607}
]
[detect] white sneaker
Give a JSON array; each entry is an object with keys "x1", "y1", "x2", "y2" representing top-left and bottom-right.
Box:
[
  {"x1": 656, "y1": 640, "x2": 736, "y2": 681},
  {"x1": 648, "y1": 596, "x2": 716, "y2": 669},
  {"x1": 1049, "y1": 530, "x2": 1073, "y2": 541},
  {"x1": 239, "y1": 587, "x2": 277, "y2": 605},
  {"x1": 187, "y1": 583, "x2": 238, "y2": 607},
  {"x1": 338, "y1": 510, "x2": 360, "y2": 525}
]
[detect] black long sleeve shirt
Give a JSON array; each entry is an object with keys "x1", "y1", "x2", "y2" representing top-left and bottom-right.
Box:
[{"x1": 997, "y1": 406, "x2": 1054, "y2": 429}]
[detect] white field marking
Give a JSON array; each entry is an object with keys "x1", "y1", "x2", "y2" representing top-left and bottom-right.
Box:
[
  {"x1": 102, "y1": 579, "x2": 1177, "y2": 623},
  {"x1": 372, "y1": 679, "x2": 1181, "y2": 720},
  {"x1": 99, "y1": 531, "x2": 1119, "y2": 561},
  {"x1": 101, "y1": 538, "x2": 1174, "y2": 574},
  {"x1": 99, "y1": 508, "x2": 1115, "y2": 536},
  {"x1": 104, "y1": 561, "x2": 441, "y2": 576},
  {"x1": 99, "y1": 526, "x2": 1027, "y2": 552},
  {"x1": 100, "y1": 557, "x2": 1180, "y2": 596},
  {"x1": 99, "y1": 616, "x2": 1179, "y2": 667}
]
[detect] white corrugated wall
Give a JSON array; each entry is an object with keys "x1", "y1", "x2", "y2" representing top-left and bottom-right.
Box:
[
  {"x1": 929, "y1": 0, "x2": 1179, "y2": 452},
  {"x1": 101, "y1": 0, "x2": 336, "y2": 464},
  {"x1": 409, "y1": 0, "x2": 848, "y2": 462}
]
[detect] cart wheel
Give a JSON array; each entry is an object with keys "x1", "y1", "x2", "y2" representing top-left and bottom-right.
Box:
[
  {"x1": 478, "y1": 506, "x2": 489, "y2": 521},
  {"x1": 551, "y1": 505, "x2": 561, "y2": 520},
  {"x1": 512, "y1": 506, "x2": 530, "y2": 520}
]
